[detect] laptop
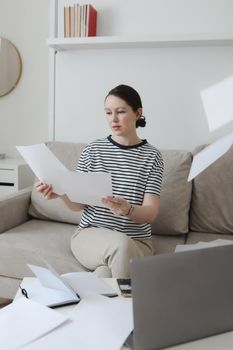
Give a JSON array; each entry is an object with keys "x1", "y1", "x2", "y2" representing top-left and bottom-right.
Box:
[{"x1": 129, "y1": 244, "x2": 233, "y2": 350}]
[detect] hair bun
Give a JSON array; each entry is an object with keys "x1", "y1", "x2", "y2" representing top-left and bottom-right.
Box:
[{"x1": 136, "y1": 115, "x2": 146, "y2": 128}]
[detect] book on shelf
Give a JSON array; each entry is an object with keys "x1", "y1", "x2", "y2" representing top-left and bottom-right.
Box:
[
  {"x1": 70, "y1": 4, "x2": 75, "y2": 37},
  {"x1": 64, "y1": 5, "x2": 71, "y2": 37},
  {"x1": 64, "y1": 3, "x2": 97, "y2": 38},
  {"x1": 74, "y1": 3, "x2": 81, "y2": 37},
  {"x1": 86, "y1": 4, "x2": 97, "y2": 36},
  {"x1": 80, "y1": 4, "x2": 86, "y2": 37}
]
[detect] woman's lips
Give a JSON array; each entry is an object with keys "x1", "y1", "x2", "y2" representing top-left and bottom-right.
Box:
[{"x1": 112, "y1": 126, "x2": 121, "y2": 130}]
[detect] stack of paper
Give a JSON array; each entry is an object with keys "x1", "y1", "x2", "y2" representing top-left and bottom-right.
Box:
[
  {"x1": 1, "y1": 295, "x2": 133, "y2": 350},
  {"x1": 175, "y1": 239, "x2": 233, "y2": 252},
  {"x1": 0, "y1": 298, "x2": 68, "y2": 350},
  {"x1": 23, "y1": 295, "x2": 133, "y2": 350}
]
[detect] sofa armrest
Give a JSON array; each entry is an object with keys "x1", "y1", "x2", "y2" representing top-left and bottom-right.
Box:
[{"x1": 0, "y1": 187, "x2": 32, "y2": 233}]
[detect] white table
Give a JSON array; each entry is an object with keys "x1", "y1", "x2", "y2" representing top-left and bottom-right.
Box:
[
  {"x1": 0, "y1": 158, "x2": 34, "y2": 197},
  {"x1": 14, "y1": 277, "x2": 131, "y2": 349},
  {"x1": 14, "y1": 278, "x2": 233, "y2": 350}
]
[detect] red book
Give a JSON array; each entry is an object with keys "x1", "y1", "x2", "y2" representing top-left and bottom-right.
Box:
[{"x1": 86, "y1": 4, "x2": 97, "y2": 37}]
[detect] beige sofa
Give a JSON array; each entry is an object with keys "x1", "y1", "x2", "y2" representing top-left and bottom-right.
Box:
[{"x1": 1, "y1": 141, "x2": 233, "y2": 298}]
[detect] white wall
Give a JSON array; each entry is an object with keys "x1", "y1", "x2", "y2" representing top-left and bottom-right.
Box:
[
  {"x1": 1, "y1": 1, "x2": 233, "y2": 155},
  {"x1": 0, "y1": 0, "x2": 50, "y2": 157},
  {"x1": 54, "y1": 0, "x2": 233, "y2": 150},
  {"x1": 58, "y1": 0, "x2": 233, "y2": 38}
]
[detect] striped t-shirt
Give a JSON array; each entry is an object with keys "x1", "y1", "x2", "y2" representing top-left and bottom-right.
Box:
[{"x1": 77, "y1": 136, "x2": 164, "y2": 239}]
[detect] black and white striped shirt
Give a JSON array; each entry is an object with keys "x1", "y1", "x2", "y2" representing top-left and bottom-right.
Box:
[{"x1": 77, "y1": 136, "x2": 164, "y2": 239}]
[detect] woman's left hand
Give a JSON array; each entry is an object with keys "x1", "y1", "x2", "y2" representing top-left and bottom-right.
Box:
[{"x1": 102, "y1": 196, "x2": 131, "y2": 216}]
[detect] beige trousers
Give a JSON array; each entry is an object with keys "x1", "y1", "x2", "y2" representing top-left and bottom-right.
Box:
[{"x1": 70, "y1": 227, "x2": 154, "y2": 278}]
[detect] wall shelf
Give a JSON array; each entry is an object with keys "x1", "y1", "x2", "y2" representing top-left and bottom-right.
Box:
[{"x1": 47, "y1": 34, "x2": 233, "y2": 51}]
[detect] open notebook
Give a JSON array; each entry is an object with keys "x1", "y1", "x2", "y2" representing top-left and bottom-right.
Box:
[{"x1": 21, "y1": 263, "x2": 117, "y2": 308}]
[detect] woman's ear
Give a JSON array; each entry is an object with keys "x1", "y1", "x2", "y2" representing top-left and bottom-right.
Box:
[{"x1": 136, "y1": 107, "x2": 143, "y2": 120}]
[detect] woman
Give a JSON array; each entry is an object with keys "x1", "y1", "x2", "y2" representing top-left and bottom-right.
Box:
[{"x1": 36, "y1": 84, "x2": 164, "y2": 278}]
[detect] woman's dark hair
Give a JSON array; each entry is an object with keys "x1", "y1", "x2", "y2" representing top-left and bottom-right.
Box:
[{"x1": 105, "y1": 84, "x2": 146, "y2": 128}]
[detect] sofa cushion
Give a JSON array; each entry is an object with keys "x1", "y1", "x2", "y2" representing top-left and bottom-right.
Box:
[
  {"x1": 186, "y1": 232, "x2": 233, "y2": 245},
  {"x1": 190, "y1": 144, "x2": 233, "y2": 234},
  {"x1": 0, "y1": 219, "x2": 87, "y2": 280},
  {"x1": 0, "y1": 189, "x2": 30, "y2": 233},
  {"x1": 152, "y1": 234, "x2": 186, "y2": 254},
  {"x1": 0, "y1": 276, "x2": 22, "y2": 299},
  {"x1": 28, "y1": 141, "x2": 86, "y2": 224},
  {"x1": 29, "y1": 191, "x2": 83, "y2": 225},
  {"x1": 151, "y1": 149, "x2": 193, "y2": 235}
]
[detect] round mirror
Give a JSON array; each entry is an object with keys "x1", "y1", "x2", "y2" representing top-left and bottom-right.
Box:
[{"x1": 0, "y1": 37, "x2": 22, "y2": 97}]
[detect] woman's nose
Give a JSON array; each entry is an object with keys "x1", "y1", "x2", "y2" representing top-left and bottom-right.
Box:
[{"x1": 112, "y1": 113, "x2": 118, "y2": 121}]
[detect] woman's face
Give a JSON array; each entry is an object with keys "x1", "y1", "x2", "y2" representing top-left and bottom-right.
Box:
[{"x1": 104, "y1": 95, "x2": 141, "y2": 137}]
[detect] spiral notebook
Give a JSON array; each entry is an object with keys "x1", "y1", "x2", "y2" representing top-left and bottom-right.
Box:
[{"x1": 20, "y1": 263, "x2": 117, "y2": 308}]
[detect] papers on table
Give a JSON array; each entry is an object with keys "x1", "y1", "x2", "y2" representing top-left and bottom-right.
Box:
[
  {"x1": 61, "y1": 271, "x2": 118, "y2": 298},
  {"x1": 2, "y1": 295, "x2": 133, "y2": 350},
  {"x1": 175, "y1": 239, "x2": 233, "y2": 253},
  {"x1": 23, "y1": 263, "x2": 117, "y2": 307},
  {"x1": 28, "y1": 264, "x2": 75, "y2": 293},
  {"x1": 24, "y1": 264, "x2": 80, "y2": 308},
  {"x1": 16, "y1": 143, "x2": 112, "y2": 207},
  {"x1": 20, "y1": 278, "x2": 79, "y2": 309},
  {"x1": 23, "y1": 295, "x2": 133, "y2": 350},
  {"x1": 187, "y1": 130, "x2": 233, "y2": 181},
  {"x1": 0, "y1": 298, "x2": 68, "y2": 350}
]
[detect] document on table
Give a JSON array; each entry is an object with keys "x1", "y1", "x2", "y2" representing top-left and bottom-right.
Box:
[
  {"x1": 20, "y1": 262, "x2": 117, "y2": 307},
  {"x1": 28, "y1": 262, "x2": 117, "y2": 298},
  {"x1": 23, "y1": 295, "x2": 134, "y2": 350},
  {"x1": 16, "y1": 143, "x2": 112, "y2": 207},
  {"x1": 0, "y1": 298, "x2": 68, "y2": 350},
  {"x1": 187, "y1": 130, "x2": 233, "y2": 181},
  {"x1": 175, "y1": 239, "x2": 233, "y2": 253},
  {"x1": 24, "y1": 264, "x2": 80, "y2": 308}
]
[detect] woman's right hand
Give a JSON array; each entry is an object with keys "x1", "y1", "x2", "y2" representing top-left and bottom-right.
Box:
[
  {"x1": 35, "y1": 182, "x2": 86, "y2": 211},
  {"x1": 35, "y1": 182, "x2": 59, "y2": 200}
]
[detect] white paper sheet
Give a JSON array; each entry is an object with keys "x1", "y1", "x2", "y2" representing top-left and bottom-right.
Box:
[
  {"x1": 16, "y1": 143, "x2": 67, "y2": 183},
  {"x1": 187, "y1": 131, "x2": 233, "y2": 181},
  {"x1": 175, "y1": 239, "x2": 233, "y2": 252},
  {"x1": 61, "y1": 271, "x2": 117, "y2": 297},
  {"x1": 23, "y1": 295, "x2": 133, "y2": 350},
  {"x1": 56, "y1": 169, "x2": 112, "y2": 206},
  {"x1": 28, "y1": 264, "x2": 72, "y2": 292},
  {"x1": 201, "y1": 75, "x2": 233, "y2": 132},
  {"x1": 0, "y1": 298, "x2": 68, "y2": 350},
  {"x1": 16, "y1": 143, "x2": 112, "y2": 207}
]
